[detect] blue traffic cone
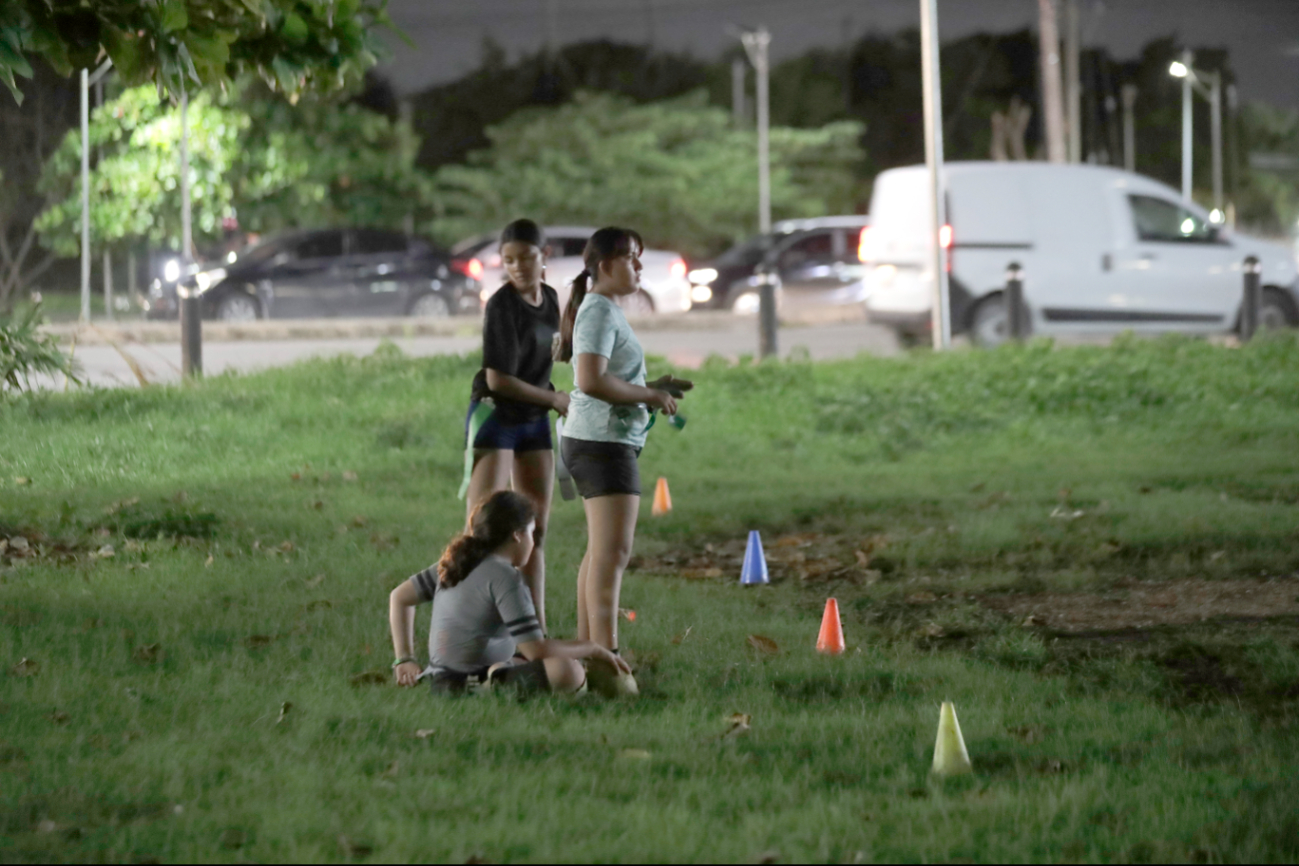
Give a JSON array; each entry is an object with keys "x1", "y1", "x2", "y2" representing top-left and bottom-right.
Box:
[{"x1": 740, "y1": 530, "x2": 769, "y2": 585}]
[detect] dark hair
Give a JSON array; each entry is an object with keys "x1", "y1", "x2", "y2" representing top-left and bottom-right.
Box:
[
  {"x1": 499, "y1": 218, "x2": 546, "y2": 250},
  {"x1": 437, "y1": 490, "x2": 536, "y2": 587},
  {"x1": 556, "y1": 226, "x2": 644, "y2": 363}
]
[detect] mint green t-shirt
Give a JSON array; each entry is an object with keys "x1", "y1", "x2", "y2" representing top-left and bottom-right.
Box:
[{"x1": 564, "y1": 293, "x2": 649, "y2": 448}]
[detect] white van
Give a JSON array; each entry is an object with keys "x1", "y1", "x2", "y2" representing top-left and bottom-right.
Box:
[{"x1": 861, "y1": 162, "x2": 1299, "y2": 345}]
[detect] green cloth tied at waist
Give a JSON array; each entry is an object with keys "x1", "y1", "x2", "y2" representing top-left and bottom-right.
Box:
[{"x1": 458, "y1": 401, "x2": 495, "y2": 500}]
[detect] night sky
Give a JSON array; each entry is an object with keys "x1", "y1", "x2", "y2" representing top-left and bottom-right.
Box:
[{"x1": 377, "y1": 0, "x2": 1299, "y2": 110}]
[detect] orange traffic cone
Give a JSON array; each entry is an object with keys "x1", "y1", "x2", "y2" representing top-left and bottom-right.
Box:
[
  {"x1": 651, "y1": 477, "x2": 672, "y2": 516},
  {"x1": 816, "y1": 598, "x2": 845, "y2": 654}
]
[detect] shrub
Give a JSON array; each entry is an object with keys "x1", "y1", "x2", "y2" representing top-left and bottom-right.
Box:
[{"x1": 0, "y1": 302, "x2": 79, "y2": 395}]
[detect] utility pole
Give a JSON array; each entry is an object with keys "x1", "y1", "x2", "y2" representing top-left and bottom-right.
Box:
[
  {"x1": 79, "y1": 58, "x2": 112, "y2": 324},
  {"x1": 740, "y1": 25, "x2": 775, "y2": 357},
  {"x1": 1121, "y1": 83, "x2": 1137, "y2": 172},
  {"x1": 1226, "y1": 83, "x2": 1239, "y2": 227},
  {"x1": 1180, "y1": 49, "x2": 1193, "y2": 201},
  {"x1": 96, "y1": 78, "x2": 113, "y2": 321},
  {"x1": 1209, "y1": 71, "x2": 1223, "y2": 219},
  {"x1": 1037, "y1": 0, "x2": 1067, "y2": 163},
  {"x1": 919, "y1": 0, "x2": 950, "y2": 349},
  {"x1": 731, "y1": 57, "x2": 746, "y2": 126},
  {"x1": 179, "y1": 88, "x2": 201, "y2": 378},
  {"x1": 1064, "y1": 0, "x2": 1081, "y2": 163}
]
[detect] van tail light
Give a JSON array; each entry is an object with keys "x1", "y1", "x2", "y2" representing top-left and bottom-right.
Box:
[
  {"x1": 670, "y1": 258, "x2": 687, "y2": 280},
  {"x1": 857, "y1": 226, "x2": 872, "y2": 263},
  {"x1": 939, "y1": 224, "x2": 953, "y2": 273}
]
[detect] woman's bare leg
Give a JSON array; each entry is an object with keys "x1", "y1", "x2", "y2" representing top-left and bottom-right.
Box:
[
  {"x1": 575, "y1": 550, "x2": 592, "y2": 641},
  {"x1": 580, "y1": 494, "x2": 640, "y2": 650},
  {"x1": 465, "y1": 449, "x2": 514, "y2": 525},
  {"x1": 512, "y1": 449, "x2": 555, "y2": 632}
]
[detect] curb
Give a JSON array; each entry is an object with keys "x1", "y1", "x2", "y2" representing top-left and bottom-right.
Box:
[{"x1": 41, "y1": 307, "x2": 868, "y2": 346}]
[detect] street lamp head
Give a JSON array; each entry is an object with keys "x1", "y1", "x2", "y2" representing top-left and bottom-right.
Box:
[{"x1": 1169, "y1": 60, "x2": 1189, "y2": 78}]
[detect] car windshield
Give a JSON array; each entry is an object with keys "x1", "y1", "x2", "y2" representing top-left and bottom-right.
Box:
[
  {"x1": 232, "y1": 236, "x2": 293, "y2": 267},
  {"x1": 715, "y1": 235, "x2": 773, "y2": 267}
]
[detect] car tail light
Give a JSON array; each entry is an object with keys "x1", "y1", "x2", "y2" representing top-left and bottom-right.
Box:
[
  {"x1": 670, "y1": 258, "x2": 687, "y2": 280},
  {"x1": 857, "y1": 226, "x2": 872, "y2": 263},
  {"x1": 451, "y1": 258, "x2": 484, "y2": 280},
  {"x1": 939, "y1": 224, "x2": 953, "y2": 249}
]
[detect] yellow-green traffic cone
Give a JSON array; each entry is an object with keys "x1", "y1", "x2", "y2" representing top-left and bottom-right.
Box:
[{"x1": 931, "y1": 701, "x2": 973, "y2": 777}]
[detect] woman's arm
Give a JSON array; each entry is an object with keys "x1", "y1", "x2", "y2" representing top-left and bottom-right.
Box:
[
  {"x1": 515, "y1": 637, "x2": 632, "y2": 674},
  {"x1": 485, "y1": 369, "x2": 568, "y2": 415},
  {"x1": 574, "y1": 353, "x2": 677, "y2": 414},
  {"x1": 389, "y1": 580, "x2": 423, "y2": 686}
]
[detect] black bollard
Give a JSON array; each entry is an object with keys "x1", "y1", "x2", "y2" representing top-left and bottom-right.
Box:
[
  {"x1": 1240, "y1": 255, "x2": 1261, "y2": 342},
  {"x1": 180, "y1": 292, "x2": 202, "y2": 377},
  {"x1": 757, "y1": 269, "x2": 778, "y2": 358},
  {"x1": 1005, "y1": 261, "x2": 1027, "y2": 342}
]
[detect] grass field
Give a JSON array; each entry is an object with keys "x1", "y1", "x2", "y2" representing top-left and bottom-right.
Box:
[{"x1": 2, "y1": 334, "x2": 1299, "y2": 863}]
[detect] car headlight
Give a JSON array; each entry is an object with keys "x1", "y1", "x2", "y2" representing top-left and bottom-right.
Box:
[
  {"x1": 688, "y1": 267, "x2": 718, "y2": 285},
  {"x1": 194, "y1": 268, "x2": 227, "y2": 293},
  {"x1": 162, "y1": 258, "x2": 181, "y2": 283},
  {"x1": 690, "y1": 285, "x2": 713, "y2": 304}
]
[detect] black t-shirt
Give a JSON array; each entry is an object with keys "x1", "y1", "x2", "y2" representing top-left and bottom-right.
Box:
[{"x1": 471, "y1": 283, "x2": 560, "y2": 424}]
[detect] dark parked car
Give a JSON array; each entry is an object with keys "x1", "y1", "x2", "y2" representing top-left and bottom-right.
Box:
[
  {"x1": 686, "y1": 216, "x2": 871, "y2": 313},
  {"x1": 143, "y1": 228, "x2": 481, "y2": 320}
]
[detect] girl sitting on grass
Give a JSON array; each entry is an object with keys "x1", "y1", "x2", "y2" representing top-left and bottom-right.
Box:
[{"x1": 388, "y1": 490, "x2": 629, "y2": 694}]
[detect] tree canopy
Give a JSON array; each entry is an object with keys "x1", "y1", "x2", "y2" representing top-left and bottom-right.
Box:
[
  {"x1": 34, "y1": 81, "x2": 426, "y2": 256},
  {"x1": 428, "y1": 90, "x2": 866, "y2": 257},
  {"x1": 0, "y1": 0, "x2": 392, "y2": 105}
]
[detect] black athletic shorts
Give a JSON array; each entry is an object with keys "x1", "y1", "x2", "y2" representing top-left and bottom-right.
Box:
[
  {"x1": 426, "y1": 657, "x2": 549, "y2": 695},
  {"x1": 561, "y1": 437, "x2": 642, "y2": 499}
]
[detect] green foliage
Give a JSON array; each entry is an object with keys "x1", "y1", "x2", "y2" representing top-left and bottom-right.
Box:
[
  {"x1": 0, "y1": 301, "x2": 77, "y2": 393},
  {"x1": 1237, "y1": 100, "x2": 1299, "y2": 235},
  {"x1": 33, "y1": 82, "x2": 428, "y2": 254},
  {"x1": 0, "y1": 0, "x2": 392, "y2": 105},
  {"x1": 429, "y1": 90, "x2": 866, "y2": 257}
]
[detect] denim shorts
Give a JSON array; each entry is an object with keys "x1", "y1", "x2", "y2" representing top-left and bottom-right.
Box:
[{"x1": 466, "y1": 401, "x2": 552, "y2": 452}]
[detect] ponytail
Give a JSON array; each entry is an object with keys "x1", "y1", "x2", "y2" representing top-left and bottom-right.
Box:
[
  {"x1": 437, "y1": 490, "x2": 536, "y2": 587},
  {"x1": 555, "y1": 227, "x2": 644, "y2": 364}
]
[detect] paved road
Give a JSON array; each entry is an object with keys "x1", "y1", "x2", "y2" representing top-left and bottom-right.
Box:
[{"x1": 49, "y1": 319, "x2": 903, "y2": 388}]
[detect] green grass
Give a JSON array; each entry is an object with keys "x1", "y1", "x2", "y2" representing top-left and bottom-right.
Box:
[{"x1": 3, "y1": 335, "x2": 1299, "y2": 863}]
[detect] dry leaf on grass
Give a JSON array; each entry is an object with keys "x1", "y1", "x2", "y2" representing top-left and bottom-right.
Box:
[
  {"x1": 350, "y1": 516, "x2": 368, "y2": 528},
  {"x1": 204, "y1": 554, "x2": 214, "y2": 568},
  {"x1": 617, "y1": 748, "x2": 652, "y2": 761},
  {"x1": 1021, "y1": 615, "x2": 1045, "y2": 628},
  {"x1": 94, "y1": 545, "x2": 115, "y2": 559},
  {"x1": 917, "y1": 623, "x2": 946, "y2": 639},
  {"x1": 342, "y1": 471, "x2": 358, "y2": 482},
  {"x1": 906, "y1": 591, "x2": 937, "y2": 604},
  {"x1": 380, "y1": 760, "x2": 399, "y2": 778},
  {"x1": 11, "y1": 657, "x2": 39, "y2": 677},
  {"x1": 305, "y1": 573, "x2": 326, "y2": 588},
  {"x1": 349, "y1": 670, "x2": 388, "y2": 687},
  {"x1": 276, "y1": 702, "x2": 292, "y2": 724},
  {"x1": 48, "y1": 710, "x2": 69, "y2": 725},
  {"x1": 132, "y1": 644, "x2": 161, "y2": 664},
  {"x1": 722, "y1": 713, "x2": 752, "y2": 740},
  {"x1": 414, "y1": 729, "x2": 436, "y2": 739},
  {"x1": 670, "y1": 626, "x2": 693, "y2": 645},
  {"x1": 278, "y1": 541, "x2": 295, "y2": 553},
  {"x1": 9, "y1": 536, "x2": 29, "y2": 552},
  {"x1": 14, "y1": 477, "x2": 31, "y2": 486},
  {"x1": 244, "y1": 635, "x2": 277, "y2": 649},
  {"x1": 747, "y1": 635, "x2": 780, "y2": 655},
  {"x1": 337, "y1": 835, "x2": 373, "y2": 860}
]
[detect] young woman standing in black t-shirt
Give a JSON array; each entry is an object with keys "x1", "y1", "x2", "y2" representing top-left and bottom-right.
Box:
[{"x1": 461, "y1": 219, "x2": 567, "y2": 630}]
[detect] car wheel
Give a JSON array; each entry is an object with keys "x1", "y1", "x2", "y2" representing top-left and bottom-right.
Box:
[
  {"x1": 730, "y1": 291, "x2": 761, "y2": 315},
  {"x1": 1259, "y1": 289, "x2": 1298, "y2": 331},
  {"x1": 970, "y1": 295, "x2": 1009, "y2": 348},
  {"x1": 216, "y1": 293, "x2": 260, "y2": 322},
  {"x1": 617, "y1": 289, "x2": 654, "y2": 317},
  {"x1": 409, "y1": 293, "x2": 450, "y2": 318}
]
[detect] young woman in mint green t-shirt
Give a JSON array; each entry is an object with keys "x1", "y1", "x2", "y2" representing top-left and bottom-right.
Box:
[{"x1": 554, "y1": 227, "x2": 692, "y2": 690}]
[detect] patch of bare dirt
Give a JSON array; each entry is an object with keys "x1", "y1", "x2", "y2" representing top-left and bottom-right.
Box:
[
  {"x1": 631, "y1": 531, "x2": 896, "y2": 584},
  {"x1": 980, "y1": 577, "x2": 1299, "y2": 633}
]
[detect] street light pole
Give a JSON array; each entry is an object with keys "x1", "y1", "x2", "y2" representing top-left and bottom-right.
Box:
[
  {"x1": 740, "y1": 25, "x2": 775, "y2": 357},
  {"x1": 179, "y1": 87, "x2": 201, "y2": 378},
  {"x1": 1180, "y1": 49, "x2": 1193, "y2": 201},
  {"x1": 1208, "y1": 72, "x2": 1223, "y2": 218},
  {"x1": 1121, "y1": 83, "x2": 1137, "y2": 172},
  {"x1": 920, "y1": 0, "x2": 950, "y2": 349},
  {"x1": 79, "y1": 59, "x2": 112, "y2": 324}
]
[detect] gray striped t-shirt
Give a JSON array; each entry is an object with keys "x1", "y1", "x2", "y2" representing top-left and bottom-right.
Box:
[{"x1": 409, "y1": 554, "x2": 544, "y2": 674}]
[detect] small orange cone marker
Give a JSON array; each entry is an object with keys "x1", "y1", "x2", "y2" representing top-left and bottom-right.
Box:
[
  {"x1": 816, "y1": 598, "x2": 845, "y2": 654},
  {"x1": 931, "y1": 701, "x2": 973, "y2": 777},
  {"x1": 651, "y1": 477, "x2": 672, "y2": 516}
]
